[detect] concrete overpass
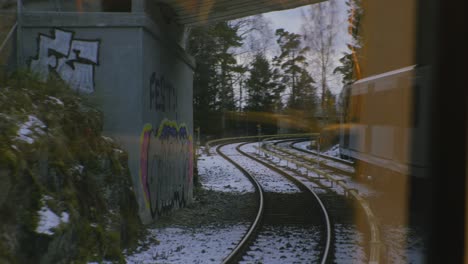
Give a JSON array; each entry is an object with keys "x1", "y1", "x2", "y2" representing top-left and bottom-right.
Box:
[
  {"x1": 146, "y1": 0, "x2": 323, "y2": 25},
  {"x1": 5, "y1": 0, "x2": 323, "y2": 223}
]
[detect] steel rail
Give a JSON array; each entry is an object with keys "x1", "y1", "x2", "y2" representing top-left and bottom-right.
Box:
[
  {"x1": 287, "y1": 139, "x2": 354, "y2": 166},
  {"x1": 235, "y1": 142, "x2": 332, "y2": 264},
  {"x1": 217, "y1": 143, "x2": 264, "y2": 264},
  {"x1": 255, "y1": 144, "x2": 382, "y2": 264},
  {"x1": 265, "y1": 140, "x2": 355, "y2": 177},
  {"x1": 205, "y1": 133, "x2": 318, "y2": 155}
]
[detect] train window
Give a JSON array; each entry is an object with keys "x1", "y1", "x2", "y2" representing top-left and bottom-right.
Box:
[{"x1": 0, "y1": 0, "x2": 466, "y2": 263}]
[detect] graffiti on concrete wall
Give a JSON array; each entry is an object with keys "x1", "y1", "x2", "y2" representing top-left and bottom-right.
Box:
[
  {"x1": 139, "y1": 119, "x2": 193, "y2": 219},
  {"x1": 149, "y1": 72, "x2": 178, "y2": 113},
  {"x1": 30, "y1": 28, "x2": 100, "y2": 94}
]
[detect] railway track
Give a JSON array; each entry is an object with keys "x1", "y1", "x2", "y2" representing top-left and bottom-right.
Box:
[
  {"x1": 253, "y1": 139, "x2": 382, "y2": 263},
  {"x1": 265, "y1": 138, "x2": 356, "y2": 177},
  {"x1": 207, "y1": 135, "x2": 383, "y2": 263},
  {"x1": 217, "y1": 142, "x2": 331, "y2": 264},
  {"x1": 289, "y1": 139, "x2": 354, "y2": 165}
]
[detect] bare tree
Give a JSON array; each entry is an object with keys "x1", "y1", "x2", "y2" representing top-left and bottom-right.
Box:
[
  {"x1": 301, "y1": 0, "x2": 342, "y2": 113},
  {"x1": 232, "y1": 15, "x2": 275, "y2": 58},
  {"x1": 230, "y1": 15, "x2": 275, "y2": 110}
]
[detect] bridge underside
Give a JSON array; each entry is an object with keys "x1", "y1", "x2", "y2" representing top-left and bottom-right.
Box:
[
  {"x1": 4, "y1": 0, "x2": 326, "y2": 224},
  {"x1": 153, "y1": 0, "x2": 325, "y2": 25}
]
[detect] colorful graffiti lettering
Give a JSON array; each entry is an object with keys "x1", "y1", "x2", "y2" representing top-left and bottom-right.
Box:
[
  {"x1": 139, "y1": 119, "x2": 193, "y2": 219},
  {"x1": 30, "y1": 28, "x2": 100, "y2": 94},
  {"x1": 139, "y1": 123, "x2": 153, "y2": 207}
]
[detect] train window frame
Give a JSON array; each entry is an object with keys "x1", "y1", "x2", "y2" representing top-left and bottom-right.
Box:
[{"x1": 413, "y1": 0, "x2": 468, "y2": 262}]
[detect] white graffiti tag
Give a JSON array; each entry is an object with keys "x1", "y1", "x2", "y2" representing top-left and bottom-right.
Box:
[{"x1": 30, "y1": 29, "x2": 99, "y2": 94}]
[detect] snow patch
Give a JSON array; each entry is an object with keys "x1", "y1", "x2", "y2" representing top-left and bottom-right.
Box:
[
  {"x1": 36, "y1": 196, "x2": 69, "y2": 236},
  {"x1": 15, "y1": 115, "x2": 46, "y2": 144},
  {"x1": 323, "y1": 144, "x2": 341, "y2": 158},
  {"x1": 126, "y1": 224, "x2": 249, "y2": 263},
  {"x1": 232, "y1": 143, "x2": 301, "y2": 193},
  {"x1": 382, "y1": 225, "x2": 425, "y2": 264},
  {"x1": 198, "y1": 153, "x2": 254, "y2": 193},
  {"x1": 113, "y1": 148, "x2": 124, "y2": 154},
  {"x1": 47, "y1": 96, "x2": 64, "y2": 106},
  {"x1": 241, "y1": 225, "x2": 321, "y2": 263},
  {"x1": 70, "y1": 164, "x2": 84, "y2": 175},
  {"x1": 101, "y1": 136, "x2": 114, "y2": 142},
  {"x1": 295, "y1": 140, "x2": 315, "y2": 151}
]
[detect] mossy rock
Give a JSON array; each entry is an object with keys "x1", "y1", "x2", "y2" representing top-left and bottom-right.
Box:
[{"x1": 0, "y1": 71, "x2": 142, "y2": 263}]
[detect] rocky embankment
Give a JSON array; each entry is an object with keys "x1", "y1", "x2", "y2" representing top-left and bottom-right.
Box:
[{"x1": 0, "y1": 73, "x2": 142, "y2": 263}]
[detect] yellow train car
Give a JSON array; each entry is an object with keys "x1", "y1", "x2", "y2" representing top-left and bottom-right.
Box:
[{"x1": 337, "y1": 0, "x2": 424, "y2": 181}]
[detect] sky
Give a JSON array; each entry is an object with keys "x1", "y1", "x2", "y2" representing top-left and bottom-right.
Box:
[
  {"x1": 263, "y1": 6, "x2": 306, "y2": 34},
  {"x1": 230, "y1": 0, "x2": 351, "y2": 107},
  {"x1": 257, "y1": 1, "x2": 351, "y2": 95}
]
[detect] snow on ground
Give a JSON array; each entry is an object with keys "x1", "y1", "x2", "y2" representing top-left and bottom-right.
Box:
[
  {"x1": 294, "y1": 142, "x2": 342, "y2": 158},
  {"x1": 15, "y1": 115, "x2": 46, "y2": 144},
  {"x1": 250, "y1": 142, "x2": 426, "y2": 264},
  {"x1": 333, "y1": 224, "x2": 367, "y2": 263},
  {"x1": 294, "y1": 140, "x2": 314, "y2": 152},
  {"x1": 282, "y1": 142, "x2": 355, "y2": 174},
  {"x1": 240, "y1": 142, "x2": 366, "y2": 195},
  {"x1": 69, "y1": 164, "x2": 84, "y2": 175},
  {"x1": 382, "y1": 225, "x2": 425, "y2": 264},
  {"x1": 239, "y1": 141, "x2": 262, "y2": 154},
  {"x1": 323, "y1": 144, "x2": 341, "y2": 157},
  {"x1": 198, "y1": 154, "x2": 254, "y2": 193},
  {"x1": 125, "y1": 146, "x2": 255, "y2": 263},
  {"x1": 126, "y1": 224, "x2": 249, "y2": 263},
  {"x1": 47, "y1": 96, "x2": 64, "y2": 106},
  {"x1": 123, "y1": 140, "x2": 376, "y2": 263},
  {"x1": 261, "y1": 147, "x2": 374, "y2": 198},
  {"x1": 225, "y1": 143, "x2": 301, "y2": 193},
  {"x1": 245, "y1": 145, "x2": 371, "y2": 263},
  {"x1": 293, "y1": 141, "x2": 350, "y2": 162},
  {"x1": 36, "y1": 195, "x2": 69, "y2": 235},
  {"x1": 295, "y1": 163, "x2": 374, "y2": 197},
  {"x1": 240, "y1": 225, "x2": 321, "y2": 264}
]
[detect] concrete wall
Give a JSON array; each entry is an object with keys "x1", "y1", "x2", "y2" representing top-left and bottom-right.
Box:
[{"x1": 20, "y1": 11, "x2": 194, "y2": 224}]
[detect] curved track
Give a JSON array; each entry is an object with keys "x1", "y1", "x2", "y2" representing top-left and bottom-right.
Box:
[
  {"x1": 268, "y1": 138, "x2": 355, "y2": 177},
  {"x1": 288, "y1": 139, "x2": 353, "y2": 165},
  {"x1": 216, "y1": 143, "x2": 264, "y2": 263},
  {"x1": 256, "y1": 137, "x2": 382, "y2": 263},
  {"x1": 218, "y1": 142, "x2": 331, "y2": 264}
]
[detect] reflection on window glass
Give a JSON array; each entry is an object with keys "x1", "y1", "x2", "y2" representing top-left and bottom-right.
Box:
[{"x1": 0, "y1": 0, "x2": 463, "y2": 263}]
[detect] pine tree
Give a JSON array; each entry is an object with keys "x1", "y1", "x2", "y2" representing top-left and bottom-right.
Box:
[
  {"x1": 334, "y1": 0, "x2": 362, "y2": 86},
  {"x1": 294, "y1": 69, "x2": 318, "y2": 112},
  {"x1": 212, "y1": 22, "x2": 244, "y2": 112},
  {"x1": 188, "y1": 21, "x2": 245, "y2": 136},
  {"x1": 334, "y1": 0, "x2": 363, "y2": 122},
  {"x1": 188, "y1": 25, "x2": 219, "y2": 129},
  {"x1": 273, "y1": 28, "x2": 311, "y2": 110},
  {"x1": 245, "y1": 53, "x2": 281, "y2": 112}
]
